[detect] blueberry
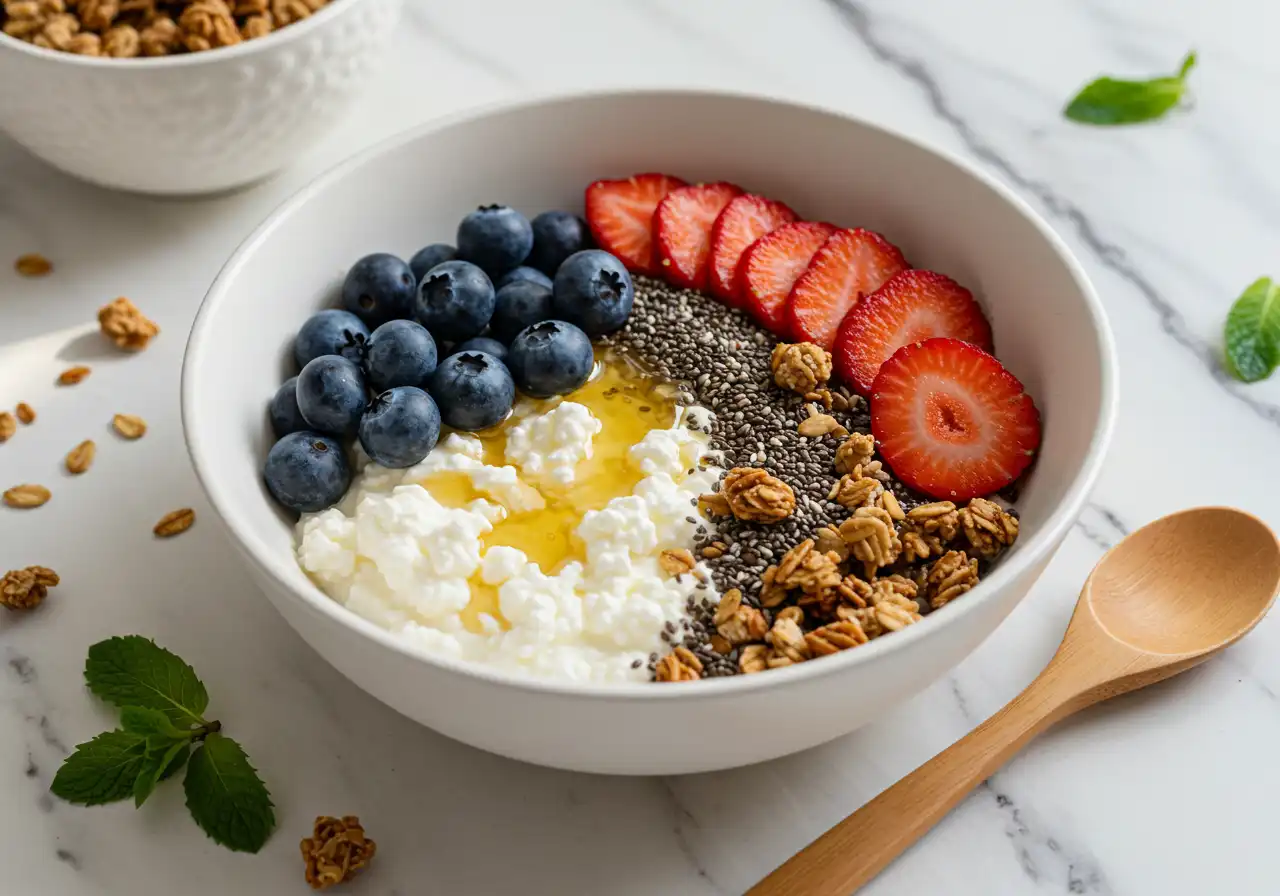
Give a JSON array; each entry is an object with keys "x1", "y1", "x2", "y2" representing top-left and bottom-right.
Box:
[
  {"x1": 528, "y1": 210, "x2": 592, "y2": 275},
  {"x1": 507, "y1": 320, "x2": 594, "y2": 399},
  {"x1": 452, "y1": 336, "x2": 508, "y2": 361},
  {"x1": 341, "y1": 253, "x2": 417, "y2": 327},
  {"x1": 552, "y1": 249, "x2": 634, "y2": 336},
  {"x1": 294, "y1": 309, "x2": 369, "y2": 369},
  {"x1": 490, "y1": 280, "x2": 554, "y2": 344},
  {"x1": 263, "y1": 431, "x2": 351, "y2": 513},
  {"x1": 365, "y1": 319, "x2": 438, "y2": 393},
  {"x1": 269, "y1": 376, "x2": 309, "y2": 438},
  {"x1": 296, "y1": 355, "x2": 367, "y2": 435},
  {"x1": 456, "y1": 205, "x2": 533, "y2": 277},
  {"x1": 415, "y1": 260, "x2": 495, "y2": 342},
  {"x1": 429, "y1": 351, "x2": 515, "y2": 431},
  {"x1": 358, "y1": 386, "x2": 441, "y2": 469},
  {"x1": 495, "y1": 265, "x2": 554, "y2": 291},
  {"x1": 408, "y1": 243, "x2": 458, "y2": 283}
]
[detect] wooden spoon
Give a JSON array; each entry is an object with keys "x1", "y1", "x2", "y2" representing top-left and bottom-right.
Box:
[{"x1": 750, "y1": 506, "x2": 1280, "y2": 896}]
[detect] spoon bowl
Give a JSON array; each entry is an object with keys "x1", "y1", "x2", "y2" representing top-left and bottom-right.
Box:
[{"x1": 752, "y1": 507, "x2": 1280, "y2": 896}]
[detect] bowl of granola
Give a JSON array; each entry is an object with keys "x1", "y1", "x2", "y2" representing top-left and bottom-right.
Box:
[
  {"x1": 0, "y1": 0, "x2": 400, "y2": 194},
  {"x1": 183, "y1": 89, "x2": 1118, "y2": 774}
]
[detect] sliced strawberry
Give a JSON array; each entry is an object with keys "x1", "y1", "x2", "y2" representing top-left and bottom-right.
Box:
[
  {"x1": 653, "y1": 182, "x2": 743, "y2": 290},
  {"x1": 871, "y1": 338, "x2": 1040, "y2": 501},
  {"x1": 585, "y1": 173, "x2": 687, "y2": 275},
  {"x1": 834, "y1": 270, "x2": 994, "y2": 396},
  {"x1": 785, "y1": 228, "x2": 908, "y2": 350},
  {"x1": 708, "y1": 194, "x2": 798, "y2": 304},
  {"x1": 740, "y1": 221, "x2": 837, "y2": 335}
]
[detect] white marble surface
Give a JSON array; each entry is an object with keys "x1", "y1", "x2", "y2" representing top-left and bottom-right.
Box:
[{"x1": 2, "y1": 1, "x2": 1279, "y2": 893}]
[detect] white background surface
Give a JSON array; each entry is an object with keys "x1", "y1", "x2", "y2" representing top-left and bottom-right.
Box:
[{"x1": 3, "y1": 1, "x2": 1279, "y2": 893}]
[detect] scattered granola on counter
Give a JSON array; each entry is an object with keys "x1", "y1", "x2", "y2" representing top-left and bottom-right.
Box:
[
  {"x1": 57, "y1": 365, "x2": 91, "y2": 386},
  {"x1": 111, "y1": 413, "x2": 147, "y2": 439},
  {"x1": 15, "y1": 402, "x2": 35, "y2": 424},
  {"x1": 300, "y1": 816, "x2": 377, "y2": 890},
  {"x1": 0, "y1": 412, "x2": 15, "y2": 443},
  {"x1": 98, "y1": 297, "x2": 159, "y2": 351},
  {"x1": 154, "y1": 507, "x2": 195, "y2": 537},
  {"x1": 4, "y1": 484, "x2": 51, "y2": 508},
  {"x1": 13, "y1": 253, "x2": 52, "y2": 277},
  {"x1": 1, "y1": 566, "x2": 58, "y2": 610}
]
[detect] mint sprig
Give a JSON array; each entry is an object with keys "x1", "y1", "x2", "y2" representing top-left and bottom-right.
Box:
[
  {"x1": 1064, "y1": 52, "x2": 1196, "y2": 125},
  {"x1": 1224, "y1": 277, "x2": 1280, "y2": 382},
  {"x1": 51, "y1": 637, "x2": 274, "y2": 853}
]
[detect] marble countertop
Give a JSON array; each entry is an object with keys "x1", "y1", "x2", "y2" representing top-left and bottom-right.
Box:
[{"x1": 3, "y1": 0, "x2": 1279, "y2": 893}]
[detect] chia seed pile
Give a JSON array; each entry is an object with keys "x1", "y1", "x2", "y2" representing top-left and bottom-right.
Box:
[{"x1": 606, "y1": 277, "x2": 941, "y2": 679}]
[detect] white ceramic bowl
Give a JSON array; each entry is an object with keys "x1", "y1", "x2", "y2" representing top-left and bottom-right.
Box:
[
  {"x1": 0, "y1": 0, "x2": 400, "y2": 194},
  {"x1": 183, "y1": 90, "x2": 1117, "y2": 775}
]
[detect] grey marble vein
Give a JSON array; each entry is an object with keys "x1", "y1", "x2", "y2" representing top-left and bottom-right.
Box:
[
  {"x1": 55, "y1": 848, "x2": 80, "y2": 870},
  {"x1": 657, "y1": 779, "x2": 728, "y2": 895},
  {"x1": 986, "y1": 787, "x2": 1112, "y2": 894},
  {"x1": 1073, "y1": 503, "x2": 1129, "y2": 551},
  {"x1": 7, "y1": 653, "x2": 35, "y2": 684},
  {"x1": 822, "y1": 0, "x2": 1280, "y2": 431}
]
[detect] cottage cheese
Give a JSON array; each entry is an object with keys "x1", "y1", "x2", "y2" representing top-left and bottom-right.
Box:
[{"x1": 297, "y1": 404, "x2": 722, "y2": 683}]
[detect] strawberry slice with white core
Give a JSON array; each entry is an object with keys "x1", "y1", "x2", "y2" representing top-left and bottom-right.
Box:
[
  {"x1": 834, "y1": 269, "x2": 994, "y2": 396},
  {"x1": 653, "y1": 182, "x2": 743, "y2": 290},
  {"x1": 786, "y1": 228, "x2": 908, "y2": 350},
  {"x1": 708, "y1": 194, "x2": 798, "y2": 304},
  {"x1": 871, "y1": 338, "x2": 1040, "y2": 501},
  {"x1": 740, "y1": 221, "x2": 837, "y2": 335},
  {"x1": 584, "y1": 173, "x2": 687, "y2": 275}
]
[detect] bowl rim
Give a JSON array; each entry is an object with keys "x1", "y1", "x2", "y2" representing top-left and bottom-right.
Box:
[
  {"x1": 0, "y1": 0, "x2": 368, "y2": 69},
  {"x1": 182, "y1": 86, "x2": 1119, "y2": 701}
]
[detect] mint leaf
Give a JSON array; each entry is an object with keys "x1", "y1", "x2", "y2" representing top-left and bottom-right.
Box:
[
  {"x1": 121, "y1": 706, "x2": 187, "y2": 738},
  {"x1": 134, "y1": 740, "x2": 189, "y2": 808},
  {"x1": 85, "y1": 636, "x2": 209, "y2": 727},
  {"x1": 1224, "y1": 277, "x2": 1280, "y2": 382},
  {"x1": 1064, "y1": 52, "x2": 1196, "y2": 125},
  {"x1": 51, "y1": 731, "x2": 149, "y2": 806},
  {"x1": 183, "y1": 733, "x2": 275, "y2": 853}
]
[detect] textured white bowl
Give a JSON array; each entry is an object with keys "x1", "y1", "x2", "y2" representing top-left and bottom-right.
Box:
[
  {"x1": 0, "y1": 0, "x2": 400, "y2": 194},
  {"x1": 182, "y1": 90, "x2": 1117, "y2": 775}
]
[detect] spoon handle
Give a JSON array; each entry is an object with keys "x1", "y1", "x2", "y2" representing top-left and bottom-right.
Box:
[{"x1": 748, "y1": 672, "x2": 1079, "y2": 896}]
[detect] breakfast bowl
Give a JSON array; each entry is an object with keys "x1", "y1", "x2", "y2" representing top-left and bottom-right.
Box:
[
  {"x1": 0, "y1": 0, "x2": 400, "y2": 194},
  {"x1": 182, "y1": 89, "x2": 1117, "y2": 775}
]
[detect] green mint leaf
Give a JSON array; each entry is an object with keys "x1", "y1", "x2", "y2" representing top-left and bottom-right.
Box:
[
  {"x1": 84, "y1": 636, "x2": 209, "y2": 727},
  {"x1": 51, "y1": 730, "x2": 149, "y2": 806},
  {"x1": 1064, "y1": 51, "x2": 1196, "y2": 125},
  {"x1": 134, "y1": 740, "x2": 189, "y2": 808},
  {"x1": 160, "y1": 741, "x2": 191, "y2": 781},
  {"x1": 1224, "y1": 277, "x2": 1280, "y2": 382},
  {"x1": 183, "y1": 733, "x2": 275, "y2": 853},
  {"x1": 121, "y1": 706, "x2": 187, "y2": 739}
]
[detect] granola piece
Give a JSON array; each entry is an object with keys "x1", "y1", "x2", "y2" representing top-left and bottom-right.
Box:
[
  {"x1": 65, "y1": 440, "x2": 95, "y2": 474},
  {"x1": 700, "y1": 541, "x2": 727, "y2": 559},
  {"x1": 654, "y1": 647, "x2": 704, "y2": 682},
  {"x1": 738, "y1": 644, "x2": 769, "y2": 674},
  {"x1": 713, "y1": 589, "x2": 767, "y2": 646},
  {"x1": 1, "y1": 566, "x2": 58, "y2": 611},
  {"x1": 240, "y1": 13, "x2": 270, "y2": 37},
  {"x1": 102, "y1": 22, "x2": 138, "y2": 55},
  {"x1": 757, "y1": 565, "x2": 789, "y2": 609},
  {"x1": 658, "y1": 548, "x2": 696, "y2": 578},
  {"x1": 900, "y1": 528, "x2": 942, "y2": 564},
  {"x1": 704, "y1": 467, "x2": 796, "y2": 523},
  {"x1": 154, "y1": 507, "x2": 195, "y2": 537},
  {"x1": 878, "y1": 489, "x2": 905, "y2": 521},
  {"x1": 301, "y1": 815, "x2": 377, "y2": 890},
  {"x1": 178, "y1": 0, "x2": 240, "y2": 50},
  {"x1": 139, "y1": 14, "x2": 180, "y2": 55},
  {"x1": 869, "y1": 576, "x2": 922, "y2": 631},
  {"x1": 0, "y1": 412, "x2": 14, "y2": 443},
  {"x1": 771, "y1": 539, "x2": 842, "y2": 594},
  {"x1": 77, "y1": 0, "x2": 117, "y2": 30},
  {"x1": 35, "y1": 11, "x2": 79, "y2": 49},
  {"x1": 766, "y1": 615, "x2": 810, "y2": 665},
  {"x1": 4, "y1": 484, "x2": 50, "y2": 508},
  {"x1": 907, "y1": 501, "x2": 960, "y2": 541},
  {"x1": 836, "y1": 574, "x2": 872, "y2": 609},
  {"x1": 797, "y1": 403, "x2": 848, "y2": 438},
  {"x1": 828, "y1": 472, "x2": 883, "y2": 510},
  {"x1": 14, "y1": 253, "x2": 52, "y2": 277},
  {"x1": 15, "y1": 403, "x2": 35, "y2": 424},
  {"x1": 960, "y1": 498, "x2": 1019, "y2": 559},
  {"x1": 871, "y1": 574, "x2": 918, "y2": 603},
  {"x1": 709, "y1": 634, "x2": 733, "y2": 655},
  {"x1": 804, "y1": 388, "x2": 833, "y2": 409},
  {"x1": 775, "y1": 606, "x2": 804, "y2": 625},
  {"x1": 925, "y1": 550, "x2": 979, "y2": 610},
  {"x1": 837, "y1": 506, "x2": 901, "y2": 578},
  {"x1": 805, "y1": 620, "x2": 869, "y2": 657},
  {"x1": 834, "y1": 432, "x2": 875, "y2": 475},
  {"x1": 271, "y1": 0, "x2": 324, "y2": 26},
  {"x1": 67, "y1": 29, "x2": 99, "y2": 51},
  {"x1": 112, "y1": 413, "x2": 147, "y2": 439},
  {"x1": 98, "y1": 297, "x2": 159, "y2": 351},
  {"x1": 770, "y1": 342, "x2": 832, "y2": 394},
  {"x1": 57, "y1": 365, "x2": 91, "y2": 385},
  {"x1": 814, "y1": 524, "x2": 849, "y2": 562}
]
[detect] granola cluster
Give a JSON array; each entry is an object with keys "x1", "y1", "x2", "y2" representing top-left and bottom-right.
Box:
[
  {"x1": 98, "y1": 297, "x2": 159, "y2": 351},
  {"x1": 1, "y1": 566, "x2": 59, "y2": 610},
  {"x1": 658, "y1": 433, "x2": 1019, "y2": 680},
  {"x1": 300, "y1": 816, "x2": 376, "y2": 890},
  {"x1": 0, "y1": 0, "x2": 326, "y2": 56}
]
